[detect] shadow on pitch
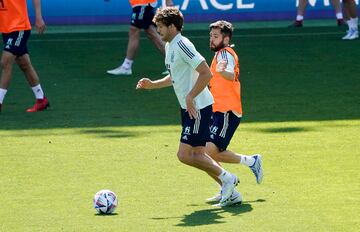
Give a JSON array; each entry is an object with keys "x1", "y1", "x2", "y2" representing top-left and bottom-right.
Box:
[
  {"x1": 176, "y1": 203, "x2": 253, "y2": 227},
  {"x1": 152, "y1": 199, "x2": 266, "y2": 227},
  {"x1": 254, "y1": 126, "x2": 314, "y2": 133},
  {"x1": 0, "y1": 128, "x2": 141, "y2": 139},
  {"x1": 80, "y1": 129, "x2": 143, "y2": 139}
]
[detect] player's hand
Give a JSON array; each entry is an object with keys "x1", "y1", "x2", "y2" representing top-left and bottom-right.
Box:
[
  {"x1": 136, "y1": 78, "x2": 153, "y2": 89},
  {"x1": 35, "y1": 17, "x2": 46, "y2": 34},
  {"x1": 216, "y1": 59, "x2": 227, "y2": 73},
  {"x1": 186, "y1": 94, "x2": 198, "y2": 119}
]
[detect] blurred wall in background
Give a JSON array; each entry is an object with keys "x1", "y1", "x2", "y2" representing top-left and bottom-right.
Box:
[{"x1": 28, "y1": 0, "x2": 360, "y2": 25}]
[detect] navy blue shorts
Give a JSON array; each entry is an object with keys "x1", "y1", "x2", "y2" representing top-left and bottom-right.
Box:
[
  {"x1": 2, "y1": 30, "x2": 31, "y2": 57},
  {"x1": 209, "y1": 111, "x2": 241, "y2": 152},
  {"x1": 180, "y1": 105, "x2": 212, "y2": 147},
  {"x1": 131, "y1": 5, "x2": 156, "y2": 29}
]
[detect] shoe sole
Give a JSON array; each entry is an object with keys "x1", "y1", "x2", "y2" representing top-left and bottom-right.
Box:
[
  {"x1": 106, "y1": 71, "x2": 132, "y2": 75},
  {"x1": 26, "y1": 103, "x2": 50, "y2": 112},
  {"x1": 213, "y1": 195, "x2": 242, "y2": 207}
]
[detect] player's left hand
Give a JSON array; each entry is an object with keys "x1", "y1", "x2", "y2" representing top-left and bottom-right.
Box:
[
  {"x1": 35, "y1": 17, "x2": 46, "y2": 34},
  {"x1": 186, "y1": 95, "x2": 198, "y2": 119},
  {"x1": 216, "y1": 59, "x2": 227, "y2": 73}
]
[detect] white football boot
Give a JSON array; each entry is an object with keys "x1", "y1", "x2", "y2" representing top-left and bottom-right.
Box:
[
  {"x1": 214, "y1": 189, "x2": 242, "y2": 207},
  {"x1": 342, "y1": 28, "x2": 359, "y2": 40},
  {"x1": 220, "y1": 174, "x2": 239, "y2": 203},
  {"x1": 107, "y1": 65, "x2": 132, "y2": 75},
  {"x1": 249, "y1": 154, "x2": 264, "y2": 184}
]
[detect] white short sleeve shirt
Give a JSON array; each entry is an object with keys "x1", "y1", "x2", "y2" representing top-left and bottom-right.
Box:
[{"x1": 165, "y1": 33, "x2": 214, "y2": 110}]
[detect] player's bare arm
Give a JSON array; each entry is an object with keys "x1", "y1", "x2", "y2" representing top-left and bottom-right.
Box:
[
  {"x1": 32, "y1": 0, "x2": 46, "y2": 34},
  {"x1": 136, "y1": 75, "x2": 172, "y2": 89},
  {"x1": 216, "y1": 59, "x2": 235, "y2": 81},
  {"x1": 186, "y1": 61, "x2": 212, "y2": 119}
]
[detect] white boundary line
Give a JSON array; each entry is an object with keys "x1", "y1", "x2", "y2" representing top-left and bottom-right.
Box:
[{"x1": 30, "y1": 31, "x2": 343, "y2": 42}]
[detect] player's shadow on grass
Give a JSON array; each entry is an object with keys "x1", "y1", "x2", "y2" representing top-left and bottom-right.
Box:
[
  {"x1": 80, "y1": 129, "x2": 142, "y2": 138},
  {"x1": 176, "y1": 203, "x2": 253, "y2": 227},
  {"x1": 151, "y1": 199, "x2": 264, "y2": 226},
  {"x1": 255, "y1": 126, "x2": 314, "y2": 133}
]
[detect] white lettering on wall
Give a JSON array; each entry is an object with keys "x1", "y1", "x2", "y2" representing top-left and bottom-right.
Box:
[
  {"x1": 181, "y1": 0, "x2": 209, "y2": 10},
  {"x1": 179, "y1": 0, "x2": 255, "y2": 10},
  {"x1": 210, "y1": 0, "x2": 233, "y2": 10},
  {"x1": 237, "y1": 0, "x2": 255, "y2": 9}
]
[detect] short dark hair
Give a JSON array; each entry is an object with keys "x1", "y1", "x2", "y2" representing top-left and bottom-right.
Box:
[
  {"x1": 153, "y1": 7, "x2": 184, "y2": 31},
  {"x1": 209, "y1": 20, "x2": 234, "y2": 40}
]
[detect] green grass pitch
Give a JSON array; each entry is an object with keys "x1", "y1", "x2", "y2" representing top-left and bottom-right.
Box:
[{"x1": 0, "y1": 22, "x2": 359, "y2": 231}]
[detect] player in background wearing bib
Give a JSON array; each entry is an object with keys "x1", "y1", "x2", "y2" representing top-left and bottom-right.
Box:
[
  {"x1": 136, "y1": 8, "x2": 239, "y2": 206},
  {"x1": 0, "y1": 0, "x2": 49, "y2": 113},
  {"x1": 205, "y1": 21, "x2": 263, "y2": 206},
  {"x1": 107, "y1": 0, "x2": 173, "y2": 76}
]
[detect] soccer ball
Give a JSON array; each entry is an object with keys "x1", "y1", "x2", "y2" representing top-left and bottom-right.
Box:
[{"x1": 93, "y1": 189, "x2": 118, "y2": 214}]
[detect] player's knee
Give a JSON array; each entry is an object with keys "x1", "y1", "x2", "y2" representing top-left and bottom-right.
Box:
[
  {"x1": 16, "y1": 58, "x2": 25, "y2": 68},
  {"x1": 128, "y1": 27, "x2": 140, "y2": 38},
  {"x1": 16, "y1": 58, "x2": 30, "y2": 72},
  {"x1": 205, "y1": 143, "x2": 219, "y2": 159},
  {"x1": 177, "y1": 151, "x2": 193, "y2": 165},
  {"x1": 0, "y1": 58, "x2": 11, "y2": 72}
]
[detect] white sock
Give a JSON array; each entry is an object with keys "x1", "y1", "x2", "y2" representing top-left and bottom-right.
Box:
[
  {"x1": 31, "y1": 84, "x2": 44, "y2": 99},
  {"x1": 218, "y1": 169, "x2": 233, "y2": 183},
  {"x1": 0, "y1": 88, "x2": 8, "y2": 104},
  {"x1": 336, "y1": 13, "x2": 343, "y2": 20},
  {"x1": 296, "y1": 15, "x2": 304, "y2": 21},
  {"x1": 347, "y1": 20, "x2": 352, "y2": 30},
  {"x1": 240, "y1": 155, "x2": 255, "y2": 167},
  {"x1": 350, "y1": 18, "x2": 358, "y2": 30},
  {"x1": 122, "y1": 58, "x2": 133, "y2": 69}
]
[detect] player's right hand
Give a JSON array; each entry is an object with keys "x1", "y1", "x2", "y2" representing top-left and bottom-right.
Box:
[
  {"x1": 136, "y1": 78, "x2": 153, "y2": 89},
  {"x1": 216, "y1": 59, "x2": 227, "y2": 73},
  {"x1": 185, "y1": 94, "x2": 198, "y2": 119},
  {"x1": 35, "y1": 17, "x2": 46, "y2": 34}
]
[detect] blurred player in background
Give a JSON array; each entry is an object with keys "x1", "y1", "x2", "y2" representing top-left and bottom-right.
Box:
[
  {"x1": 0, "y1": 0, "x2": 49, "y2": 113},
  {"x1": 342, "y1": 0, "x2": 358, "y2": 40},
  {"x1": 107, "y1": 0, "x2": 173, "y2": 76},
  {"x1": 289, "y1": 0, "x2": 345, "y2": 27},
  {"x1": 205, "y1": 20, "x2": 263, "y2": 206},
  {"x1": 136, "y1": 7, "x2": 239, "y2": 206}
]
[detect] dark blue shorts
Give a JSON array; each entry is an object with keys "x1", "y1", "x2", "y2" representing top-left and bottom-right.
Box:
[
  {"x1": 2, "y1": 30, "x2": 31, "y2": 57},
  {"x1": 131, "y1": 5, "x2": 156, "y2": 29},
  {"x1": 209, "y1": 111, "x2": 241, "y2": 152},
  {"x1": 180, "y1": 105, "x2": 212, "y2": 147}
]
